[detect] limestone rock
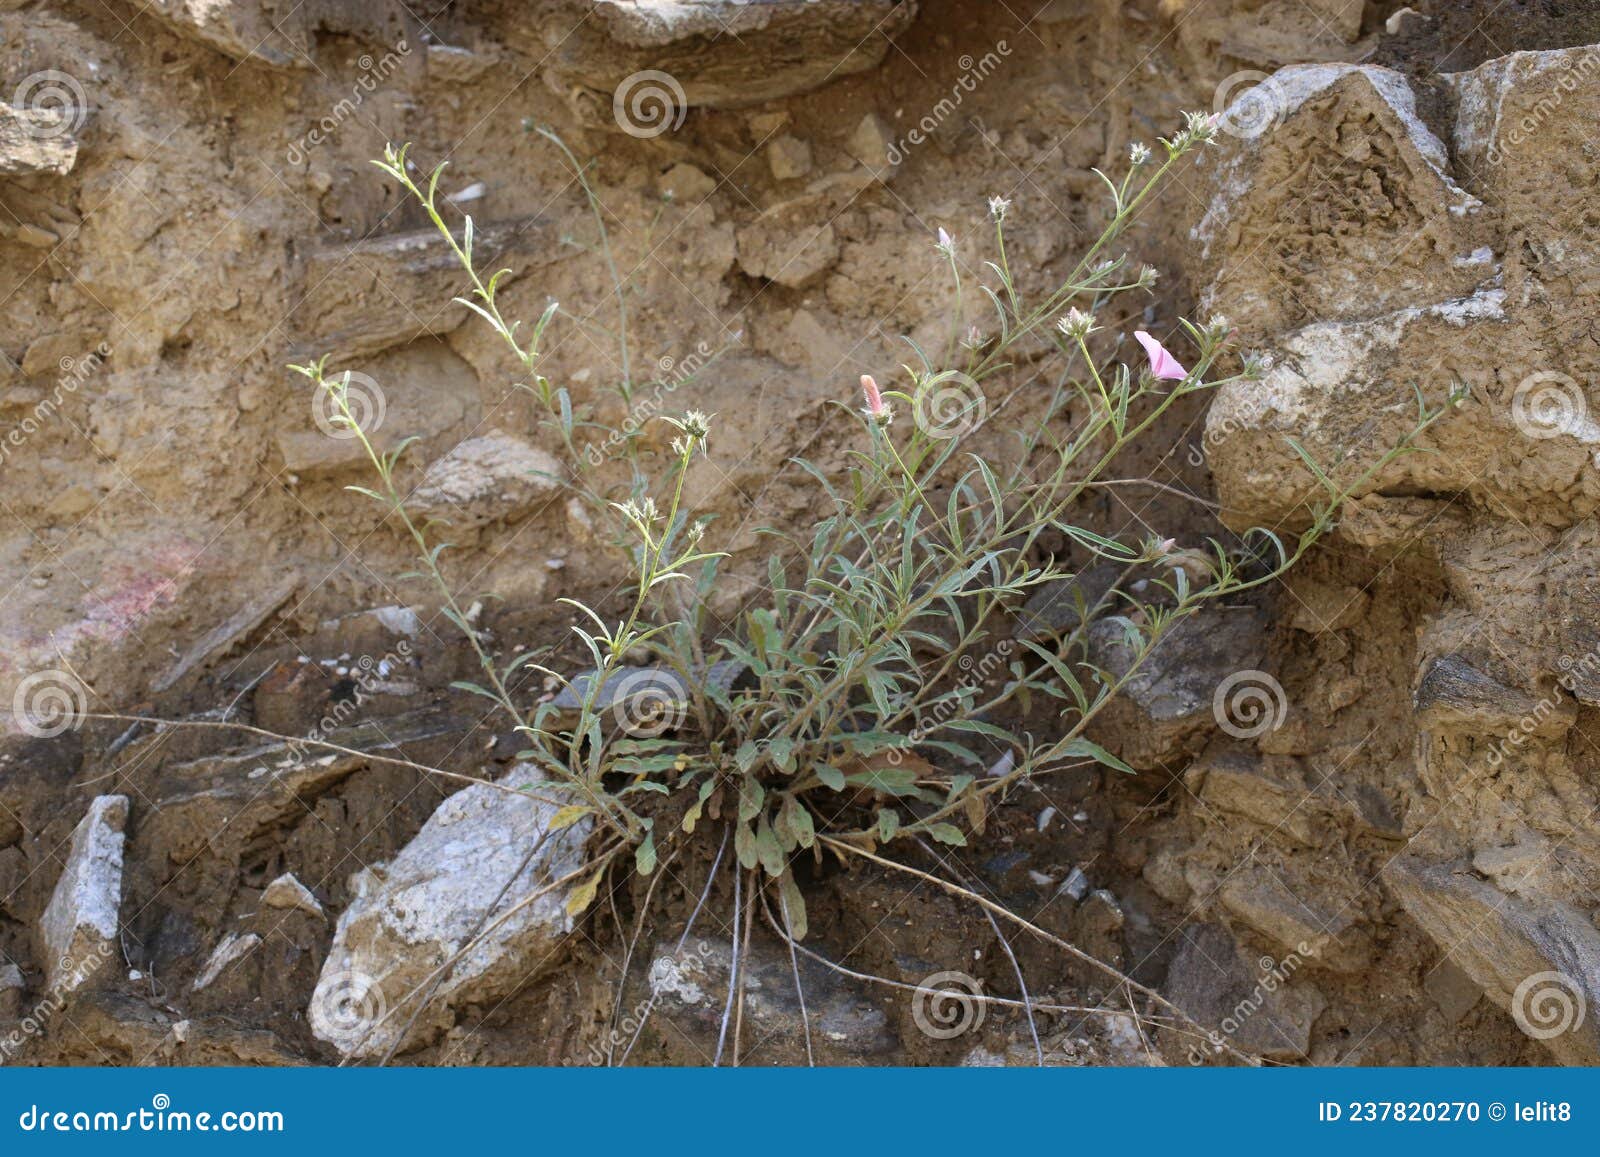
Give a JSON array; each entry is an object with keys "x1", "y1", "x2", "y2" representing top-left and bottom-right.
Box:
[
  {"x1": 38, "y1": 795, "x2": 128, "y2": 998},
  {"x1": 544, "y1": 0, "x2": 917, "y2": 110},
  {"x1": 130, "y1": 0, "x2": 418, "y2": 69},
  {"x1": 1194, "y1": 64, "x2": 1485, "y2": 337},
  {"x1": 1218, "y1": 868, "x2": 1369, "y2": 972},
  {"x1": 192, "y1": 931, "x2": 261, "y2": 991},
  {"x1": 261, "y1": 873, "x2": 324, "y2": 918},
  {"x1": 0, "y1": 103, "x2": 79, "y2": 176},
  {"x1": 291, "y1": 219, "x2": 558, "y2": 360},
  {"x1": 1386, "y1": 856, "x2": 1600, "y2": 1063},
  {"x1": 410, "y1": 431, "x2": 564, "y2": 529},
  {"x1": 309, "y1": 763, "x2": 592, "y2": 1057}
]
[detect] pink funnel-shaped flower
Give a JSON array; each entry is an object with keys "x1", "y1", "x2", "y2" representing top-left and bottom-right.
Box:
[
  {"x1": 1134, "y1": 330, "x2": 1187, "y2": 380},
  {"x1": 860, "y1": 373, "x2": 887, "y2": 418}
]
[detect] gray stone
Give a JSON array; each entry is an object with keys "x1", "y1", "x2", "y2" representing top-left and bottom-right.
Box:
[
  {"x1": 38, "y1": 795, "x2": 127, "y2": 998},
  {"x1": 1085, "y1": 605, "x2": 1267, "y2": 770},
  {"x1": 409, "y1": 431, "x2": 563, "y2": 529},
  {"x1": 1163, "y1": 923, "x2": 1326, "y2": 1063},
  {"x1": 1424, "y1": 957, "x2": 1483, "y2": 1024},
  {"x1": 548, "y1": 1, "x2": 917, "y2": 110},
  {"x1": 309, "y1": 763, "x2": 592, "y2": 1057},
  {"x1": 1218, "y1": 869, "x2": 1368, "y2": 972},
  {"x1": 1386, "y1": 855, "x2": 1600, "y2": 1063}
]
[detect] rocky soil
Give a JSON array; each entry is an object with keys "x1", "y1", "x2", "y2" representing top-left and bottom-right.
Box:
[{"x1": 3, "y1": 0, "x2": 1600, "y2": 1066}]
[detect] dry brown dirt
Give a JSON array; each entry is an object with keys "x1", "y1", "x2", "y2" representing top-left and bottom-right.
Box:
[{"x1": 3, "y1": 0, "x2": 1599, "y2": 1066}]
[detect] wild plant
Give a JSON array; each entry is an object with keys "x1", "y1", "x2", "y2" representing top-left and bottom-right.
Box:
[{"x1": 291, "y1": 111, "x2": 1450, "y2": 1063}]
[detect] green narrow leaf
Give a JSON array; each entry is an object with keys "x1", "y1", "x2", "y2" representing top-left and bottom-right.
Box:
[
  {"x1": 1063, "y1": 736, "x2": 1136, "y2": 775},
  {"x1": 926, "y1": 822, "x2": 968, "y2": 847},
  {"x1": 735, "y1": 819, "x2": 757, "y2": 870},
  {"x1": 635, "y1": 833, "x2": 657, "y2": 876}
]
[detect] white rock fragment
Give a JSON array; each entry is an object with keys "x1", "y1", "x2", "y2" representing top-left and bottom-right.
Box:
[
  {"x1": 262, "y1": 873, "x2": 324, "y2": 918},
  {"x1": 192, "y1": 932, "x2": 261, "y2": 991},
  {"x1": 309, "y1": 763, "x2": 592, "y2": 1057},
  {"x1": 39, "y1": 795, "x2": 128, "y2": 997},
  {"x1": 410, "y1": 430, "x2": 562, "y2": 528}
]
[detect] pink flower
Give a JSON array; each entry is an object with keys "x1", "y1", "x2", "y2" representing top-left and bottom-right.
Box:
[
  {"x1": 1134, "y1": 330, "x2": 1187, "y2": 381},
  {"x1": 860, "y1": 373, "x2": 887, "y2": 418}
]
